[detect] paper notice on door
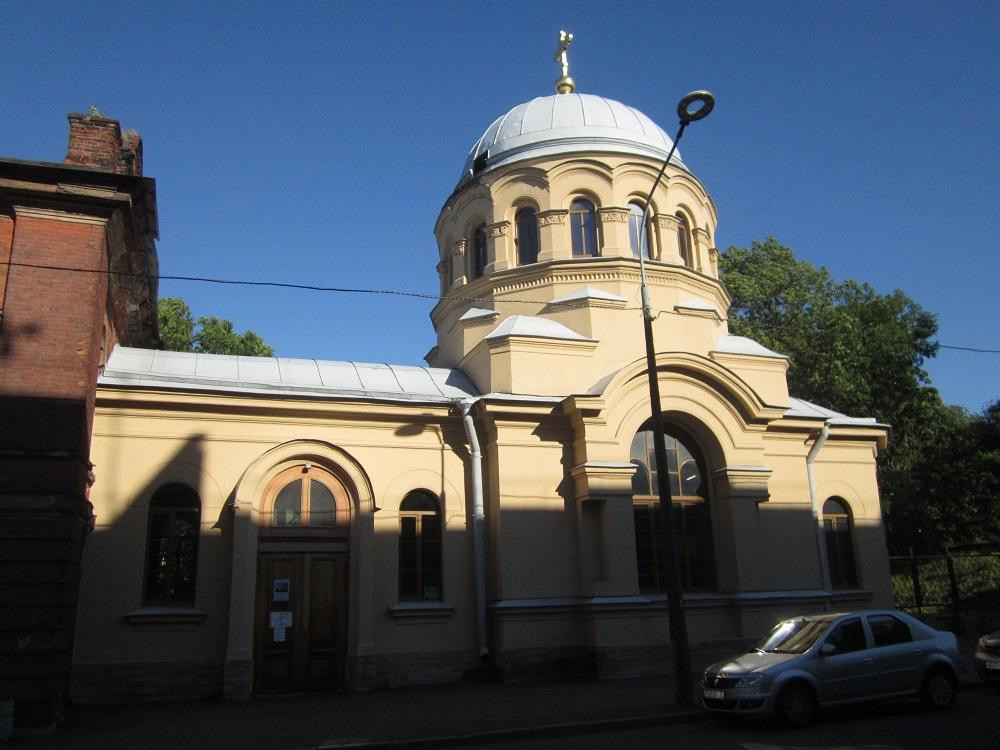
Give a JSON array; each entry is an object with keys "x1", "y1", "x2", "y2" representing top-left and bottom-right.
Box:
[
  {"x1": 272, "y1": 578, "x2": 290, "y2": 603},
  {"x1": 269, "y1": 611, "x2": 293, "y2": 642}
]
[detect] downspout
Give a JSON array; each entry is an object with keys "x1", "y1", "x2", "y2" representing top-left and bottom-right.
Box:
[
  {"x1": 806, "y1": 419, "x2": 834, "y2": 597},
  {"x1": 459, "y1": 399, "x2": 489, "y2": 658}
]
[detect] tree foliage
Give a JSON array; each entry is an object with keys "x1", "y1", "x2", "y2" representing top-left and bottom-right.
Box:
[
  {"x1": 720, "y1": 238, "x2": 998, "y2": 554},
  {"x1": 157, "y1": 297, "x2": 275, "y2": 357}
]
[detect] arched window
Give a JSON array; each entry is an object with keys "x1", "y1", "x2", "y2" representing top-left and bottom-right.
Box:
[
  {"x1": 515, "y1": 207, "x2": 539, "y2": 265},
  {"x1": 676, "y1": 212, "x2": 693, "y2": 266},
  {"x1": 265, "y1": 466, "x2": 350, "y2": 530},
  {"x1": 628, "y1": 202, "x2": 651, "y2": 259},
  {"x1": 144, "y1": 483, "x2": 200, "y2": 604},
  {"x1": 823, "y1": 497, "x2": 858, "y2": 587},
  {"x1": 399, "y1": 490, "x2": 442, "y2": 600},
  {"x1": 569, "y1": 199, "x2": 598, "y2": 257},
  {"x1": 471, "y1": 224, "x2": 488, "y2": 280},
  {"x1": 630, "y1": 424, "x2": 715, "y2": 591}
]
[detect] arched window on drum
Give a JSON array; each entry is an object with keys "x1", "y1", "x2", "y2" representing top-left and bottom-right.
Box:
[
  {"x1": 628, "y1": 201, "x2": 652, "y2": 259},
  {"x1": 569, "y1": 198, "x2": 599, "y2": 257},
  {"x1": 515, "y1": 207, "x2": 540, "y2": 266}
]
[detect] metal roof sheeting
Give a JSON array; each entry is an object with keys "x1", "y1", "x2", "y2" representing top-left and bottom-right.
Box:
[{"x1": 99, "y1": 347, "x2": 479, "y2": 403}]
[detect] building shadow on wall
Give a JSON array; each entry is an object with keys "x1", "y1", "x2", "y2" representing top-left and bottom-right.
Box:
[{"x1": 71, "y1": 434, "x2": 234, "y2": 703}]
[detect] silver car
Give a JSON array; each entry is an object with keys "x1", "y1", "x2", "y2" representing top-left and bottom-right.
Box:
[
  {"x1": 973, "y1": 627, "x2": 1000, "y2": 685},
  {"x1": 701, "y1": 610, "x2": 963, "y2": 726}
]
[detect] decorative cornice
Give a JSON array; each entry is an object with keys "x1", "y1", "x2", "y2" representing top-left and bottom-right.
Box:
[
  {"x1": 655, "y1": 214, "x2": 680, "y2": 230},
  {"x1": 488, "y1": 220, "x2": 511, "y2": 238},
  {"x1": 597, "y1": 206, "x2": 628, "y2": 223},
  {"x1": 712, "y1": 465, "x2": 772, "y2": 502},
  {"x1": 537, "y1": 209, "x2": 568, "y2": 226},
  {"x1": 12, "y1": 204, "x2": 108, "y2": 227}
]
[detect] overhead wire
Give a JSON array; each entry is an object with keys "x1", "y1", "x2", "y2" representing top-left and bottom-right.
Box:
[{"x1": 4, "y1": 259, "x2": 998, "y2": 353}]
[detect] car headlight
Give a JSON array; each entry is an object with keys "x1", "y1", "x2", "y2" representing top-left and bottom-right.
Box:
[{"x1": 735, "y1": 674, "x2": 766, "y2": 688}]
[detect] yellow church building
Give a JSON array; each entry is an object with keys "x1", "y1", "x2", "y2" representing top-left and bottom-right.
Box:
[{"x1": 70, "y1": 49, "x2": 891, "y2": 703}]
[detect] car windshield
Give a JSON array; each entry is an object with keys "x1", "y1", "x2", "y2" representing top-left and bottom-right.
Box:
[{"x1": 753, "y1": 618, "x2": 831, "y2": 654}]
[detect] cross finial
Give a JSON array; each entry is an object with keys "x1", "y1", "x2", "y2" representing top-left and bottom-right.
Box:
[{"x1": 553, "y1": 30, "x2": 575, "y2": 94}]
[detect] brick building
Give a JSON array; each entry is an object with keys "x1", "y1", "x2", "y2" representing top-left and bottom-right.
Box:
[{"x1": 0, "y1": 112, "x2": 159, "y2": 727}]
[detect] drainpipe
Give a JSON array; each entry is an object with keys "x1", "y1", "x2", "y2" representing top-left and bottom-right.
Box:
[
  {"x1": 806, "y1": 419, "x2": 834, "y2": 596},
  {"x1": 459, "y1": 399, "x2": 489, "y2": 658}
]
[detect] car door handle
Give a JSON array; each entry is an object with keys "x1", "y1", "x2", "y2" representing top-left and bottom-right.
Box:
[{"x1": 863, "y1": 658, "x2": 874, "y2": 664}]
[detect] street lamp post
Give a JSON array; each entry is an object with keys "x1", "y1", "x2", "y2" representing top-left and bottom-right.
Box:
[{"x1": 636, "y1": 91, "x2": 714, "y2": 707}]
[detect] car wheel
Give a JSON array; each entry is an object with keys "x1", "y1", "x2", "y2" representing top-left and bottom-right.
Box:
[
  {"x1": 921, "y1": 667, "x2": 956, "y2": 709},
  {"x1": 776, "y1": 682, "x2": 817, "y2": 728}
]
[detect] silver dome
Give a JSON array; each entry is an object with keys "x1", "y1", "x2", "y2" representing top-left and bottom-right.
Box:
[{"x1": 457, "y1": 93, "x2": 683, "y2": 188}]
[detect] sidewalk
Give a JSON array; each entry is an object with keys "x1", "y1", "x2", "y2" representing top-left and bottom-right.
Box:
[
  {"x1": 12, "y1": 636, "x2": 985, "y2": 749},
  {"x1": 11, "y1": 676, "x2": 702, "y2": 750}
]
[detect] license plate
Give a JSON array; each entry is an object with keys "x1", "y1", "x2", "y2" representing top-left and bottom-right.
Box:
[
  {"x1": 986, "y1": 661, "x2": 1000, "y2": 670},
  {"x1": 704, "y1": 689, "x2": 725, "y2": 700}
]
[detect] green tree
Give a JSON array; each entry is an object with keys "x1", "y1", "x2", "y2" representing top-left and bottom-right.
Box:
[
  {"x1": 719, "y1": 239, "x2": 997, "y2": 554},
  {"x1": 719, "y1": 238, "x2": 938, "y2": 422},
  {"x1": 157, "y1": 297, "x2": 275, "y2": 357},
  {"x1": 157, "y1": 296, "x2": 196, "y2": 352}
]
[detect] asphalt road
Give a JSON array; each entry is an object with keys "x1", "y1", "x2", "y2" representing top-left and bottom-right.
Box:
[{"x1": 464, "y1": 685, "x2": 1000, "y2": 750}]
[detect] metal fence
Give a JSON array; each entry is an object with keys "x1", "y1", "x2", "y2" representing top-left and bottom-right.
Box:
[{"x1": 889, "y1": 549, "x2": 1000, "y2": 635}]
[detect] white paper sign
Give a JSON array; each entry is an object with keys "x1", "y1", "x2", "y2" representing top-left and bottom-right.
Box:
[
  {"x1": 272, "y1": 578, "x2": 290, "y2": 603},
  {"x1": 269, "y1": 611, "x2": 293, "y2": 642}
]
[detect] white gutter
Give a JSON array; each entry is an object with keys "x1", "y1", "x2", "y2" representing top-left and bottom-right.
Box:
[
  {"x1": 460, "y1": 399, "x2": 489, "y2": 657},
  {"x1": 806, "y1": 419, "x2": 833, "y2": 594}
]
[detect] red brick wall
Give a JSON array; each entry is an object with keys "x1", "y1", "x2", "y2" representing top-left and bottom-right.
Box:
[
  {"x1": 64, "y1": 114, "x2": 142, "y2": 176},
  {"x1": 0, "y1": 113, "x2": 157, "y2": 729},
  {"x1": 0, "y1": 210, "x2": 13, "y2": 310},
  {"x1": 0, "y1": 212, "x2": 110, "y2": 495}
]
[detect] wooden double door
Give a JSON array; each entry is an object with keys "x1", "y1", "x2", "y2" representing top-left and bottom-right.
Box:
[{"x1": 254, "y1": 549, "x2": 348, "y2": 693}]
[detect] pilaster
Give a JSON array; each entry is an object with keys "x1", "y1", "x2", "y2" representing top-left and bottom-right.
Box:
[
  {"x1": 449, "y1": 239, "x2": 466, "y2": 289},
  {"x1": 655, "y1": 214, "x2": 683, "y2": 264},
  {"x1": 711, "y1": 466, "x2": 772, "y2": 592},
  {"x1": 569, "y1": 461, "x2": 639, "y2": 598},
  {"x1": 486, "y1": 220, "x2": 512, "y2": 272},
  {"x1": 537, "y1": 209, "x2": 568, "y2": 261},
  {"x1": 693, "y1": 227, "x2": 711, "y2": 273},
  {"x1": 597, "y1": 206, "x2": 631, "y2": 258}
]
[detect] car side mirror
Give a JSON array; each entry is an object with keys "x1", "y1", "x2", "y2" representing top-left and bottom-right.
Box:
[{"x1": 821, "y1": 643, "x2": 838, "y2": 656}]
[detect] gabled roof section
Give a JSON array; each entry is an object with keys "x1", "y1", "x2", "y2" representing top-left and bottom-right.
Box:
[
  {"x1": 99, "y1": 347, "x2": 479, "y2": 403},
  {"x1": 785, "y1": 397, "x2": 887, "y2": 427},
  {"x1": 458, "y1": 307, "x2": 498, "y2": 322},
  {"x1": 484, "y1": 315, "x2": 590, "y2": 341},
  {"x1": 548, "y1": 285, "x2": 627, "y2": 306},
  {"x1": 713, "y1": 335, "x2": 787, "y2": 359}
]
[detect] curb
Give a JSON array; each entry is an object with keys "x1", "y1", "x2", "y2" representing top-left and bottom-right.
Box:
[{"x1": 316, "y1": 708, "x2": 708, "y2": 749}]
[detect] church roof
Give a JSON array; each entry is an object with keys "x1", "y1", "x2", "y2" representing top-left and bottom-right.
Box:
[
  {"x1": 784, "y1": 397, "x2": 886, "y2": 427},
  {"x1": 99, "y1": 346, "x2": 479, "y2": 403},
  {"x1": 458, "y1": 93, "x2": 684, "y2": 188},
  {"x1": 484, "y1": 314, "x2": 590, "y2": 341}
]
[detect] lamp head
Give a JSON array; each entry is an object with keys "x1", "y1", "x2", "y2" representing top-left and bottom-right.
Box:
[{"x1": 677, "y1": 90, "x2": 715, "y2": 124}]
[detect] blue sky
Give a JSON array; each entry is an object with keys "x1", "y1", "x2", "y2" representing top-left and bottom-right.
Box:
[{"x1": 3, "y1": 1, "x2": 998, "y2": 412}]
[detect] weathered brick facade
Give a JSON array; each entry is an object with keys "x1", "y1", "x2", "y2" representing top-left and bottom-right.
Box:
[{"x1": 0, "y1": 114, "x2": 159, "y2": 728}]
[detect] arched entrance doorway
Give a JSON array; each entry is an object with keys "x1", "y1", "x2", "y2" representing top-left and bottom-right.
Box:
[{"x1": 253, "y1": 464, "x2": 351, "y2": 692}]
